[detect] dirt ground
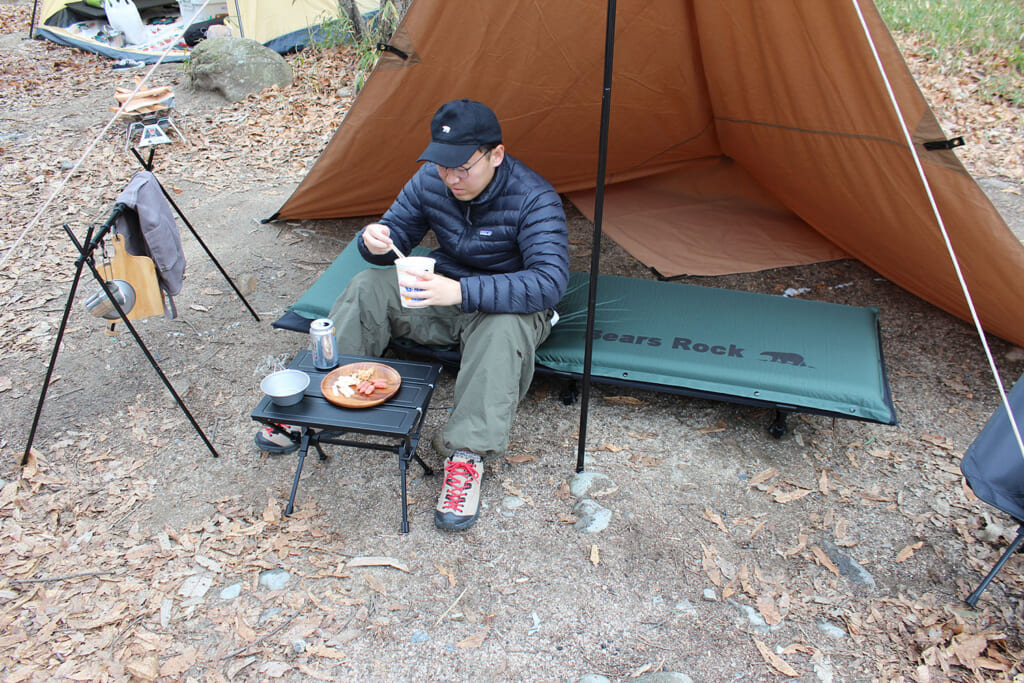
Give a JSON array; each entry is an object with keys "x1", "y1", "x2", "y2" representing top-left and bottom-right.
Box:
[{"x1": 2, "y1": 2, "x2": 1024, "y2": 681}]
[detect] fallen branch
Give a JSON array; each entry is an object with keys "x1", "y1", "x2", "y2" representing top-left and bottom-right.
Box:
[
  {"x1": 10, "y1": 570, "x2": 115, "y2": 584},
  {"x1": 434, "y1": 586, "x2": 468, "y2": 626},
  {"x1": 221, "y1": 599, "x2": 308, "y2": 659},
  {"x1": 110, "y1": 614, "x2": 146, "y2": 659}
]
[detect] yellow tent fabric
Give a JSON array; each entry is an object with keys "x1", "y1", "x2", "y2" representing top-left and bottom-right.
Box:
[
  {"x1": 277, "y1": 0, "x2": 1024, "y2": 347},
  {"x1": 224, "y1": 0, "x2": 337, "y2": 44},
  {"x1": 36, "y1": 0, "x2": 341, "y2": 55}
]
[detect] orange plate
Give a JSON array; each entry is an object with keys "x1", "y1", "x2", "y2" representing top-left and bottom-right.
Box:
[{"x1": 320, "y1": 362, "x2": 402, "y2": 409}]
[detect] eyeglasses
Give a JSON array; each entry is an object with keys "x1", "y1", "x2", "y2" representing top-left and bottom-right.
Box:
[{"x1": 437, "y1": 151, "x2": 489, "y2": 180}]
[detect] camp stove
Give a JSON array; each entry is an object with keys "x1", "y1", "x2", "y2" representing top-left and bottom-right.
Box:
[
  {"x1": 125, "y1": 112, "x2": 185, "y2": 153},
  {"x1": 116, "y1": 84, "x2": 186, "y2": 153}
]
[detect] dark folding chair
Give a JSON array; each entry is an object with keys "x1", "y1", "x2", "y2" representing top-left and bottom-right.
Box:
[{"x1": 960, "y1": 373, "x2": 1024, "y2": 607}]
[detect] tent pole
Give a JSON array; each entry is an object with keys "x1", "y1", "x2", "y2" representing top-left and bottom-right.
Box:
[
  {"x1": 233, "y1": 0, "x2": 244, "y2": 37},
  {"x1": 575, "y1": 0, "x2": 617, "y2": 473},
  {"x1": 29, "y1": 0, "x2": 39, "y2": 38}
]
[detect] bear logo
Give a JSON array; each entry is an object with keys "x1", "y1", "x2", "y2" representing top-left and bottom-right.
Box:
[{"x1": 760, "y1": 351, "x2": 810, "y2": 367}]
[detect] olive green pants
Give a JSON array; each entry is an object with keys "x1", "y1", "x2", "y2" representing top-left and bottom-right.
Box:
[{"x1": 328, "y1": 268, "x2": 553, "y2": 458}]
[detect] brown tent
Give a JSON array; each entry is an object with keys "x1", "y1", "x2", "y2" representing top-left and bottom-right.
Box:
[{"x1": 276, "y1": 0, "x2": 1024, "y2": 347}]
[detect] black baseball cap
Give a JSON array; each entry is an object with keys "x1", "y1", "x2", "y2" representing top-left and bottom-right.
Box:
[{"x1": 417, "y1": 99, "x2": 503, "y2": 168}]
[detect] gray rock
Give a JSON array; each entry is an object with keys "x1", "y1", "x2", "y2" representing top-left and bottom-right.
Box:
[
  {"x1": 259, "y1": 607, "x2": 282, "y2": 624},
  {"x1": 258, "y1": 568, "x2": 290, "y2": 591},
  {"x1": 410, "y1": 630, "x2": 430, "y2": 644},
  {"x1": 578, "y1": 676, "x2": 612, "y2": 683},
  {"x1": 187, "y1": 37, "x2": 292, "y2": 102},
  {"x1": 569, "y1": 471, "x2": 616, "y2": 498},
  {"x1": 573, "y1": 499, "x2": 612, "y2": 533},
  {"x1": 219, "y1": 582, "x2": 242, "y2": 600},
  {"x1": 816, "y1": 620, "x2": 848, "y2": 639},
  {"x1": 291, "y1": 638, "x2": 307, "y2": 654},
  {"x1": 635, "y1": 674, "x2": 695, "y2": 683},
  {"x1": 726, "y1": 598, "x2": 775, "y2": 634},
  {"x1": 674, "y1": 599, "x2": 698, "y2": 616},
  {"x1": 701, "y1": 588, "x2": 717, "y2": 602},
  {"x1": 500, "y1": 495, "x2": 526, "y2": 510},
  {"x1": 814, "y1": 655, "x2": 836, "y2": 682},
  {"x1": 164, "y1": 377, "x2": 190, "y2": 405},
  {"x1": 819, "y1": 540, "x2": 876, "y2": 589}
]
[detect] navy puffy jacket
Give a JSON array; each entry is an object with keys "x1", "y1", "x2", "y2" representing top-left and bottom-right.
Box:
[{"x1": 357, "y1": 154, "x2": 570, "y2": 315}]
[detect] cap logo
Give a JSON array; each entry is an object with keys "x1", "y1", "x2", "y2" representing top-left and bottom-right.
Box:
[{"x1": 441, "y1": 125, "x2": 451, "y2": 134}]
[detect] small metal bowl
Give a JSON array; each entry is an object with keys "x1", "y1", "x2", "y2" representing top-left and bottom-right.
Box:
[{"x1": 260, "y1": 369, "x2": 310, "y2": 407}]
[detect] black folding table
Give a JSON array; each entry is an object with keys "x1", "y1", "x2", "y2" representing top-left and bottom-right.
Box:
[{"x1": 251, "y1": 351, "x2": 441, "y2": 533}]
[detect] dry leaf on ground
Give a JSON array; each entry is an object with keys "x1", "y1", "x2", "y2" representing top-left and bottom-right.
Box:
[
  {"x1": 456, "y1": 631, "x2": 488, "y2": 649},
  {"x1": 753, "y1": 638, "x2": 801, "y2": 677}
]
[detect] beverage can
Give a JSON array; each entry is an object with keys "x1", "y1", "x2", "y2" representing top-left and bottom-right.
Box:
[{"x1": 309, "y1": 318, "x2": 339, "y2": 370}]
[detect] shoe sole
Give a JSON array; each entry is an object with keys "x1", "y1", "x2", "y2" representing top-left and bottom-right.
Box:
[
  {"x1": 434, "y1": 510, "x2": 480, "y2": 531},
  {"x1": 254, "y1": 434, "x2": 300, "y2": 455}
]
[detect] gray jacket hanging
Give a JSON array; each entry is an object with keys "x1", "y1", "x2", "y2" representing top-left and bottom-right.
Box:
[{"x1": 114, "y1": 170, "x2": 186, "y2": 296}]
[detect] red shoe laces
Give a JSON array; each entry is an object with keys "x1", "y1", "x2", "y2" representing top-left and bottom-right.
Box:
[{"x1": 441, "y1": 460, "x2": 480, "y2": 512}]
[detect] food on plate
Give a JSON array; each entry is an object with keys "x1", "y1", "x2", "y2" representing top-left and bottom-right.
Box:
[
  {"x1": 331, "y1": 368, "x2": 389, "y2": 398},
  {"x1": 331, "y1": 375, "x2": 357, "y2": 397},
  {"x1": 356, "y1": 378, "x2": 389, "y2": 395}
]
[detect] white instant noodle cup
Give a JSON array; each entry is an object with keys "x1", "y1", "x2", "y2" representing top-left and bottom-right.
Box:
[{"x1": 395, "y1": 256, "x2": 436, "y2": 307}]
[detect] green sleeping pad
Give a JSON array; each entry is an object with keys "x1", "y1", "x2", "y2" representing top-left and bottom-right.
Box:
[{"x1": 284, "y1": 239, "x2": 896, "y2": 425}]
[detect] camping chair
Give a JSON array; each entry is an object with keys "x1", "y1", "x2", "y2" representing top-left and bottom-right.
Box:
[{"x1": 960, "y1": 373, "x2": 1024, "y2": 606}]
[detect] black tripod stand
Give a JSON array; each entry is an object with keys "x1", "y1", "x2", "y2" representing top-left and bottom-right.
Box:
[
  {"x1": 130, "y1": 147, "x2": 261, "y2": 322},
  {"x1": 23, "y1": 163, "x2": 261, "y2": 466}
]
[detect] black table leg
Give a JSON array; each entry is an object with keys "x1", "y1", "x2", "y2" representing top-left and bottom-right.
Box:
[
  {"x1": 413, "y1": 452, "x2": 434, "y2": 475},
  {"x1": 285, "y1": 430, "x2": 311, "y2": 516},
  {"x1": 407, "y1": 431, "x2": 433, "y2": 475},
  {"x1": 398, "y1": 454, "x2": 410, "y2": 534}
]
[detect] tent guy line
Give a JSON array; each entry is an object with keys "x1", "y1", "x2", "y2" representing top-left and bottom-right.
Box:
[
  {"x1": 0, "y1": 0, "x2": 209, "y2": 280},
  {"x1": 850, "y1": 0, "x2": 1024, "y2": 463}
]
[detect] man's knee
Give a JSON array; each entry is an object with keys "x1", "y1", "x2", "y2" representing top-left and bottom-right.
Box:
[
  {"x1": 462, "y1": 314, "x2": 544, "y2": 368},
  {"x1": 332, "y1": 269, "x2": 395, "y2": 313},
  {"x1": 469, "y1": 313, "x2": 536, "y2": 340},
  {"x1": 347, "y1": 267, "x2": 394, "y2": 294},
  {"x1": 467, "y1": 313, "x2": 550, "y2": 355}
]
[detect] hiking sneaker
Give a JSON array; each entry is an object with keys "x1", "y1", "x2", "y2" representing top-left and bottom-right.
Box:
[
  {"x1": 254, "y1": 423, "x2": 301, "y2": 454},
  {"x1": 434, "y1": 449, "x2": 484, "y2": 531}
]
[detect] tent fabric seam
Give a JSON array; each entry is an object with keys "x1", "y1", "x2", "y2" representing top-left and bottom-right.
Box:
[{"x1": 715, "y1": 115, "x2": 922, "y2": 153}]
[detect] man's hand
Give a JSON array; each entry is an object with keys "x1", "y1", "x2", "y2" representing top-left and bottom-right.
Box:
[
  {"x1": 361, "y1": 223, "x2": 395, "y2": 256},
  {"x1": 399, "y1": 271, "x2": 463, "y2": 307}
]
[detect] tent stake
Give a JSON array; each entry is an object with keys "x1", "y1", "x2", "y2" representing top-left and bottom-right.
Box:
[{"x1": 576, "y1": 0, "x2": 617, "y2": 474}]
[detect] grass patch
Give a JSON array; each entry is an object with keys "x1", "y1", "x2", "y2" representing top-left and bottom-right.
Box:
[
  {"x1": 303, "y1": 1, "x2": 406, "y2": 91},
  {"x1": 875, "y1": 0, "x2": 1024, "y2": 105}
]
